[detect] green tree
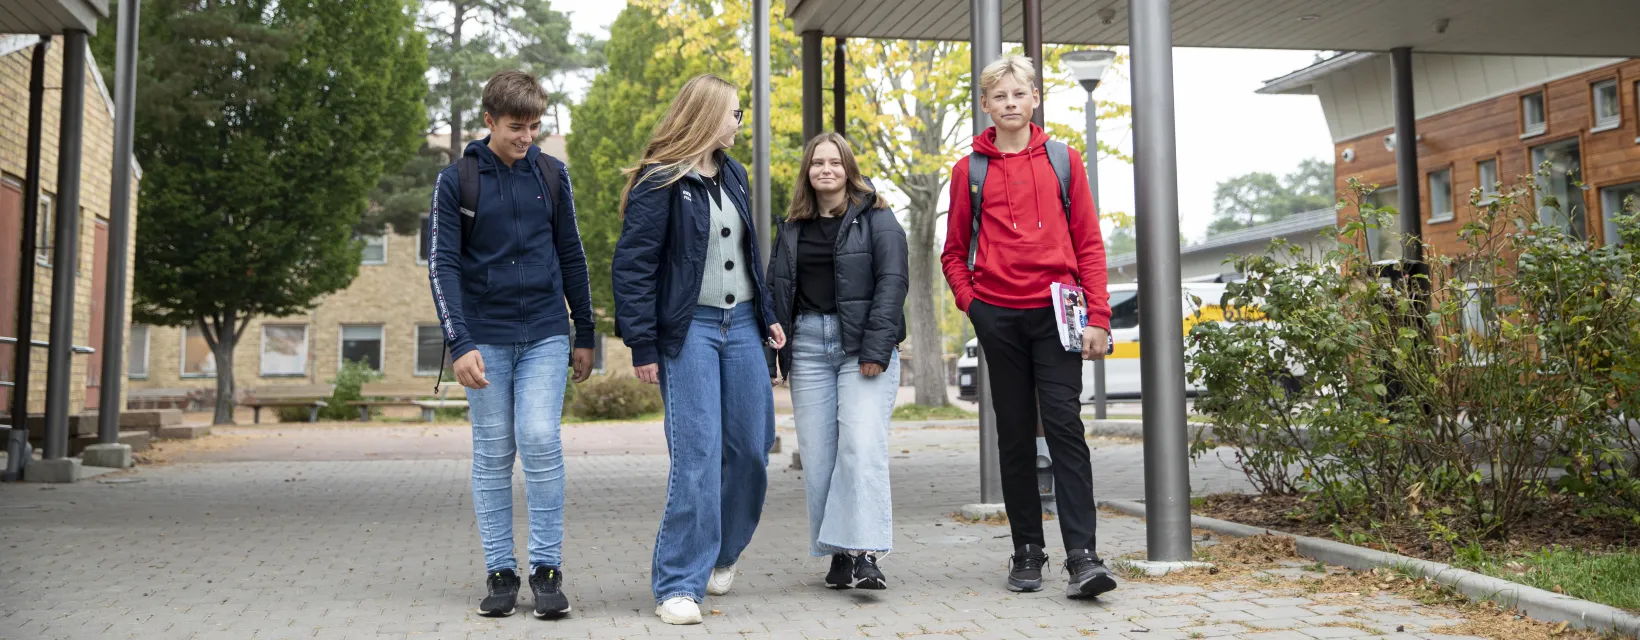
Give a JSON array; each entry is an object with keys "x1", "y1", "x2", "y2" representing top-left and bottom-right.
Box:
[
  {"x1": 1208, "y1": 158, "x2": 1334, "y2": 236},
  {"x1": 94, "y1": 0, "x2": 427, "y2": 424}
]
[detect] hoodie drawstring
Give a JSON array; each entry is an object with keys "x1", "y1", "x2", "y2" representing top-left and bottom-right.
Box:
[{"x1": 1026, "y1": 147, "x2": 1046, "y2": 229}]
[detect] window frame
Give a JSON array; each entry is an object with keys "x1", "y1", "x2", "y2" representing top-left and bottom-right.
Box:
[
  {"x1": 1363, "y1": 185, "x2": 1402, "y2": 263},
  {"x1": 1475, "y1": 156, "x2": 1501, "y2": 203},
  {"x1": 179, "y1": 325, "x2": 216, "y2": 379},
  {"x1": 360, "y1": 234, "x2": 388, "y2": 265},
  {"x1": 413, "y1": 324, "x2": 449, "y2": 377},
  {"x1": 1519, "y1": 90, "x2": 1548, "y2": 139},
  {"x1": 1590, "y1": 78, "x2": 1620, "y2": 133},
  {"x1": 1529, "y1": 134, "x2": 1588, "y2": 241},
  {"x1": 338, "y1": 324, "x2": 386, "y2": 373},
  {"x1": 1599, "y1": 181, "x2": 1640, "y2": 248},
  {"x1": 259, "y1": 324, "x2": 310, "y2": 377},
  {"x1": 1427, "y1": 166, "x2": 1455, "y2": 224},
  {"x1": 35, "y1": 191, "x2": 54, "y2": 267},
  {"x1": 127, "y1": 324, "x2": 150, "y2": 379}
]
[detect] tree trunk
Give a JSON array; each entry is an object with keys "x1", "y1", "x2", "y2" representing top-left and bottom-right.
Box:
[
  {"x1": 207, "y1": 309, "x2": 238, "y2": 426},
  {"x1": 906, "y1": 200, "x2": 949, "y2": 407}
]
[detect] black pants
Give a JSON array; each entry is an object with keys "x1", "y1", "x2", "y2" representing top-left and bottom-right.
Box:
[{"x1": 969, "y1": 300, "x2": 1097, "y2": 552}]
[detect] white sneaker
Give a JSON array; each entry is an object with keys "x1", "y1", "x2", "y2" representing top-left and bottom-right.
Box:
[
  {"x1": 655, "y1": 597, "x2": 703, "y2": 625},
  {"x1": 706, "y1": 563, "x2": 737, "y2": 596}
]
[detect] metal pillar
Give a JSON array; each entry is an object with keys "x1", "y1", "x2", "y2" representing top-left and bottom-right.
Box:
[
  {"x1": 1023, "y1": 0, "x2": 1045, "y2": 128},
  {"x1": 1391, "y1": 47, "x2": 1424, "y2": 267},
  {"x1": 44, "y1": 31, "x2": 90, "y2": 460},
  {"x1": 1129, "y1": 0, "x2": 1193, "y2": 562},
  {"x1": 1085, "y1": 90, "x2": 1108, "y2": 420},
  {"x1": 753, "y1": 0, "x2": 771, "y2": 268},
  {"x1": 970, "y1": 0, "x2": 1001, "y2": 136},
  {"x1": 801, "y1": 30, "x2": 823, "y2": 144},
  {"x1": 99, "y1": 0, "x2": 142, "y2": 443},
  {"x1": 3, "y1": 38, "x2": 52, "y2": 481},
  {"x1": 833, "y1": 38, "x2": 846, "y2": 135}
]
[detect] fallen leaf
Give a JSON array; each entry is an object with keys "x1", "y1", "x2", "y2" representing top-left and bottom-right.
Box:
[{"x1": 1551, "y1": 621, "x2": 1569, "y2": 636}]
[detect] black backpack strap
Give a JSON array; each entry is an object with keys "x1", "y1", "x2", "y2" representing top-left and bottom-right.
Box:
[
  {"x1": 966, "y1": 153, "x2": 988, "y2": 272},
  {"x1": 536, "y1": 153, "x2": 567, "y2": 218},
  {"x1": 1044, "y1": 140, "x2": 1073, "y2": 221},
  {"x1": 456, "y1": 155, "x2": 480, "y2": 244}
]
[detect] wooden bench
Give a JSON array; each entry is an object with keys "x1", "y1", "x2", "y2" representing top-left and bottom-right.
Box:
[
  {"x1": 126, "y1": 387, "x2": 207, "y2": 411},
  {"x1": 242, "y1": 385, "x2": 332, "y2": 424},
  {"x1": 350, "y1": 383, "x2": 468, "y2": 422}
]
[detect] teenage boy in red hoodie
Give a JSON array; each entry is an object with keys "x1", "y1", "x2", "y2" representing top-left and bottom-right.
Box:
[{"x1": 941, "y1": 54, "x2": 1118, "y2": 599}]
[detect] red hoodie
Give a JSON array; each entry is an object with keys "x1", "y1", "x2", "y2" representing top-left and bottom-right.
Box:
[{"x1": 942, "y1": 123, "x2": 1111, "y2": 330}]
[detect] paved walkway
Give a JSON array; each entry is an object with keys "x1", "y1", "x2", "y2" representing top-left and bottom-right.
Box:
[{"x1": 2, "y1": 422, "x2": 1481, "y2": 640}]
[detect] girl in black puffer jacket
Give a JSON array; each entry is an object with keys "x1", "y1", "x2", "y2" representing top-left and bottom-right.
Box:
[{"x1": 767, "y1": 133, "x2": 908, "y2": 590}]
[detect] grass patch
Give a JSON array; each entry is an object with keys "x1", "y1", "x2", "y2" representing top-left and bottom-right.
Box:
[
  {"x1": 1456, "y1": 546, "x2": 1640, "y2": 612},
  {"x1": 563, "y1": 411, "x2": 664, "y2": 425},
  {"x1": 892, "y1": 404, "x2": 976, "y2": 421}
]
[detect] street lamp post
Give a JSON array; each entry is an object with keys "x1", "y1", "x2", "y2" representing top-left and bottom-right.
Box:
[{"x1": 1062, "y1": 49, "x2": 1116, "y2": 420}]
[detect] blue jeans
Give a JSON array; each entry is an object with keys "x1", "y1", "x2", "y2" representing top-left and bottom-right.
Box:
[
  {"x1": 789, "y1": 313, "x2": 900, "y2": 556},
  {"x1": 465, "y1": 335, "x2": 570, "y2": 573},
  {"x1": 653, "y1": 304, "x2": 775, "y2": 604}
]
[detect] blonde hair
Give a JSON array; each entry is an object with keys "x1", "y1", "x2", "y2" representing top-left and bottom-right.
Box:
[
  {"x1": 619, "y1": 75, "x2": 739, "y2": 217},
  {"x1": 787, "y1": 133, "x2": 885, "y2": 222},
  {"x1": 980, "y1": 54, "x2": 1038, "y2": 94}
]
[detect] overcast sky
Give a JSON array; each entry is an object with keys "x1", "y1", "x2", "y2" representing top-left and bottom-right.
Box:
[{"x1": 560, "y1": 3, "x2": 1335, "y2": 244}]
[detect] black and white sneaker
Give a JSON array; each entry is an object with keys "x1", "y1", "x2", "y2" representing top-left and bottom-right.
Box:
[
  {"x1": 825, "y1": 553, "x2": 853, "y2": 589},
  {"x1": 1064, "y1": 549, "x2": 1118, "y2": 599},
  {"x1": 478, "y1": 568, "x2": 520, "y2": 617},
  {"x1": 853, "y1": 554, "x2": 886, "y2": 590},
  {"x1": 530, "y1": 566, "x2": 571, "y2": 618},
  {"x1": 1008, "y1": 544, "x2": 1049, "y2": 592}
]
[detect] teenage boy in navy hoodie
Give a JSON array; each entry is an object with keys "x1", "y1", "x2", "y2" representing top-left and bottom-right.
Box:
[
  {"x1": 428, "y1": 69, "x2": 594, "y2": 620},
  {"x1": 941, "y1": 54, "x2": 1119, "y2": 599}
]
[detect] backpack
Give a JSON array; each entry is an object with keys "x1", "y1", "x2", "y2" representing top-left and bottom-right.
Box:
[
  {"x1": 426, "y1": 152, "x2": 568, "y2": 246},
  {"x1": 965, "y1": 139, "x2": 1074, "y2": 272}
]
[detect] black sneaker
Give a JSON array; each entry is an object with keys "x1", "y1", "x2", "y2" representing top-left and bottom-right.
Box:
[
  {"x1": 825, "y1": 553, "x2": 853, "y2": 589},
  {"x1": 1008, "y1": 544, "x2": 1049, "y2": 592},
  {"x1": 478, "y1": 568, "x2": 520, "y2": 617},
  {"x1": 530, "y1": 566, "x2": 571, "y2": 618},
  {"x1": 1064, "y1": 549, "x2": 1118, "y2": 599},
  {"x1": 853, "y1": 554, "x2": 886, "y2": 590}
]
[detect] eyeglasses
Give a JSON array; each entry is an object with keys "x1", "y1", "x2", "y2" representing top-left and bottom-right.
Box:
[{"x1": 732, "y1": 109, "x2": 744, "y2": 124}]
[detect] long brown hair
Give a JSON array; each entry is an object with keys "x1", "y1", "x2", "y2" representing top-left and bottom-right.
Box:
[
  {"x1": 618, "y1": 75, "x2": 739, "y2": 218},
  {"x1": 786, "y1": 132, "x2": 885, "y2": 221}
]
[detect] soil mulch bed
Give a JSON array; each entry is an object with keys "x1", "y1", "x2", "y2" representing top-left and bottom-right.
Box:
[{"x1": 1193, "y1": 493, "x2": 1637, "y2": 561}]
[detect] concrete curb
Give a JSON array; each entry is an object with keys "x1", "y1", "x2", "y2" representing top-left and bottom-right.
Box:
[{"x1": 1099, "y1": 499, "x2": 1640, "y2": 637}]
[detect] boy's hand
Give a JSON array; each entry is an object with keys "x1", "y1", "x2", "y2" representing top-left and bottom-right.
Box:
[
  {"x1": 454, "y1": 351, "x2": 488, "y2": 389},
  {"x1": 571, "y1": 347, "x2": 594, "y2": 383},
  {"x1": 635, "y1": 363, "x2": 660, "y2": 385},
  {"x1": 1082, "y1": 327, "x2": 1109, "y2": 361}
]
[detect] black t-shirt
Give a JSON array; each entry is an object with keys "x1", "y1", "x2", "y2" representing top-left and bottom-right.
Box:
[
  {"x1": 701, "y1": 172, "x2": 723, "y2": 208},
  {"x1": 796, "y1": 215, "x2": 845, "y2": 314}
]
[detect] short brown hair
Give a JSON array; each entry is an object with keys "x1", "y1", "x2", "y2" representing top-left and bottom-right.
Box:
[{"x1": 482, "y1": 69, "x2": 548, "y2": 120}]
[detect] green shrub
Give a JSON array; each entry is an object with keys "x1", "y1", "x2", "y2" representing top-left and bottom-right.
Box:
[
  {"x1": 276, "y1": 406, "x2": 312, "y2": 423},
  {"x1": 319, "y1": 360, "x2": 384, "y2": 421},
  {"x1": 569, "y1": 374, "x2": 661, "y2": 420}
]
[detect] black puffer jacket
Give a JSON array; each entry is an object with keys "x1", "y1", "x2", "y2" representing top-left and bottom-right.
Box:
[{"x1": 766, "y1": 193, "x2": 909, "y2": 378}]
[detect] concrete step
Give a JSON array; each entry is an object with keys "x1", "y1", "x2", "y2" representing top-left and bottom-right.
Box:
[
  {"x1": 18, "y1": 413, "x2": 96, "y2": 439},
  {"x1": 68, "y1": 430, "x2": 151, "y2": 456},
  {"x1": 156, "y1": 424, "x2": 211, "y2": 440}
]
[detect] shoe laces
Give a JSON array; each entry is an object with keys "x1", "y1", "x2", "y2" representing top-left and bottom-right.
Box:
[
  {"x1": 487, "y1": 570, "x2": 517, "y2": 596},
  {"x1": 531, "y1": 568, "x2": 561, "y2": 594},
  {"x1": 1011, "y1": 552, "x2": 1048, "y2": 573},
  {"x1": 857, "y1": 553, "x2": 880, "y2": 569},
  {"x1": 1066, "y1": 554, "x2": 1104, "y2": 574}
]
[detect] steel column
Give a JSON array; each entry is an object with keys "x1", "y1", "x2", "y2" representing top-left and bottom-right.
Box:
[
  {"x1": 1023, "y1": 0, "x2": 1045, "y2": 128},
  {"x1": 3, "y1": 38, "x2": 52, "y2": 481},
  {"x1": 801, "y1": 30, "x2": 823, "y2": 144},
  {"x1": 833, "y1": 38, "x2": 846, "y2": 135},
  {"x1": 1129, "y1": 0, "x2": 1193, "y2": 562},
  {"x1": 1086, "y1": 91, "x2": 1108, "y2": 420},
  {"x1": 1391, "y1": 47, "x2": 1424, "y2": 267},
  {"x1": 44, "y1": 31, "x2": 90, "y2": 460},
  {"x1": 99, "y1": 0, "x2": 142, "y2": 443},
  {"x1": 970, "y1": 0, "x2": 1001, "y2": 136},
  {"x1": 753, "y1": 0, "x2": 772, "y2": 268}
]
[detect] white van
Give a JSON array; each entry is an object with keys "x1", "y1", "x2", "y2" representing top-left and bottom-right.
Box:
[{"x1": 955, "y1": 281, "x2": 1243, "y2": 403}]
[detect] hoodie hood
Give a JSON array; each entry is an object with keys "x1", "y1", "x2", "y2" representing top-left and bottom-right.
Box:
[
  {"x1": 465, "y1": 136, "x2": 541, "y2": 169},
  {"x1": 970, "y1": 122, "x2": 1051, "y2": 159}
]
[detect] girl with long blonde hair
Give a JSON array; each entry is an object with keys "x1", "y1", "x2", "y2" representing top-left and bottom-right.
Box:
[{"x1": 611, "y1": 74, "x2": 786, "y2": 626}]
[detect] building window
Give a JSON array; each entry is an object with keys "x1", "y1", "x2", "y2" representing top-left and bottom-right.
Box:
[
  {"x1": 360, "y1": 235, "x2": 387, "y2": 265},
  {"x1": 414, "y1": 325, "x2": 449, "y2": 377},
  {"x1": 181, "y1": 325, "x2": 216, "y2": 378},
  {"x1": 340, "y1": 325, "x2": 384, "y2": 372},
  {"x1": 1592, "y1": 79, "x2": 1620, "y2": 132},
  {"x1": 1429, "y1": 168, "x2": 1454, "y2": 223},
  {"x1": 1108, "y1": 290, "x2": 1139, "y2": 330},
  {"x1": 260, "y1": 324, "x2": 308, "y2": 377},
  {"x1": 128, "y1": 324, "x2": 150, "y2": 379},
  {"x1": 417, "y1": 215, "x2": 431, "y2": 265},
  {"x1": 1476, "y1": 159, "x2": 1500, "y2": 201},
  {"x1": 35, "y1": 191, "x2": 54, "y2": 266},
  {"x1": 1521, "y1": 91, "x2": 1546, "y2": 137},
  {"x1": 1601, "y1": 182, "x2": 1640, "y2": 247},
  {"x1": 1460, "y1": 282, "x2": 1496, "y2": 337},
  {"x1": 1530, "y1": 138, "x2": 1587, "y2": 241},
  {"x1": 1364, "y1": 186, "x2": 1403, "y2": 262}
]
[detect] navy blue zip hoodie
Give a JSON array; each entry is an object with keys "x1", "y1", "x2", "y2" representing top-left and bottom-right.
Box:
[{"x1": 428, "y1": 138, "x2": 594, "y2": 361}]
